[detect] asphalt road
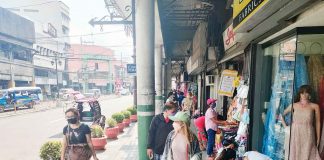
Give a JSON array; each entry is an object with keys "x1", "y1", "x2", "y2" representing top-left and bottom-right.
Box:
[{"x1": 0, "y1": 95, "x2": 133, "y2": 160}]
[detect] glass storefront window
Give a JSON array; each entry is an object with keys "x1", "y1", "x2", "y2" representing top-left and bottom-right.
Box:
[
  {"x1": 260, "y1": 29, "x2": 324, "y2": 160},
  {"x1": 262, "y1": 36, "x2": 296, "y2": 160}
]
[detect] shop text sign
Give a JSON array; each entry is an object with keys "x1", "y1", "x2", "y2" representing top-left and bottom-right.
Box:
[
  {"x1": 223, "y1": 24, "x2": 236, "y2": 51},
  {"x1": 233, "y1": 0, "x2": 269, "y2": 29},
  {"x1": 218, "y1": 70, "x2": 238, "y2": 97}
]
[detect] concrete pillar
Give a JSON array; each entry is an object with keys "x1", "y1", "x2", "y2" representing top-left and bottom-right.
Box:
[
  {"x1": 9, "y1": 49, "x2": 15, "y2": 88},
  {"x1": 155, "y1": 45, "x2": 163, "y2": 114},
  {"x1": 166, "y1": 59, "x2": 172, "y2": 93},
  {"x1": 162, "y1": 59, "x2": 166, "y2": 101},
  {"x1": 136, "y1": 0, "x2": 155, "y2": 159}
]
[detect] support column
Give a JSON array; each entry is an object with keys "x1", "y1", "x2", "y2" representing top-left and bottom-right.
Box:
[
  {"x1": 166, "y1": 59, "x2": 172, "y2": 94},
  {"x1": 162, "y1": 59, "x2": 166, "y2": 101},
  {"x1": 155, "y1": 45, "x2": 163, "y2": 114},
  {"x1": 9, "y1": 49, "x2": 15, "y2": 88},
  {"x1": 136, "y1": 0, "x2": 155, "y2": 159}
]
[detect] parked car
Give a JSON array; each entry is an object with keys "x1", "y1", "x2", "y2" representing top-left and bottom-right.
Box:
[{"x1": 120, "y1": 88, "x2": 130, "y2": 95}]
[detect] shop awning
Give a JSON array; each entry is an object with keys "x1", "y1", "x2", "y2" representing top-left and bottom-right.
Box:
[{"x1": 218, "y1": 50, "x2": 244, "y2": 64}]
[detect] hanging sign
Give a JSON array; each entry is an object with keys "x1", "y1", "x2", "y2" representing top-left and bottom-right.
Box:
[
  {"x1": 223, "y1": 23, "x2": 236, "y2": 51},
  {"x1": 233, "y1": 0, "x2": 269, "y2": 30},
  {"x1": 127, "y1": 64, "x2": 136, "y2": 76},
  {"x1": 218, "y1": 69, "x2": 238, "y2": 97}
]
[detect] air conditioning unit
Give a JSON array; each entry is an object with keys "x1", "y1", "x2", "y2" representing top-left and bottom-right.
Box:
[
  {"x1": 205, "y1": 75, "x2": 215, "y2": 86},
  {"x1": 207, "y1": 47, "x2": 217, "y2": 61}
]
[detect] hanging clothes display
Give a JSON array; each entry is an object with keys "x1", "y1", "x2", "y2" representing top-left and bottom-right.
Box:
[
  {"x1": 318, "y1": 76, "x2": 324, "y2": 158},
  {"x1": 307, "y1": 55, "x2": 324, "y2": 101},
  {"x1": 294, "y1": 54, "x2": 309, "y2": 94},
  {"x1": 263, "y1": 54, "x2": 309, "y2": 160}
]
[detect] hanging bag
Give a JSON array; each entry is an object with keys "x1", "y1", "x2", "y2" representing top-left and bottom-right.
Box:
[{"x1": 65, "y1": 125, "x2": 92, "y2": 160}]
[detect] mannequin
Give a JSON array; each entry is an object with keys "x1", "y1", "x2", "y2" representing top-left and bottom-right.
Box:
[{"x1": 282, "y1": 85, "x2": 321, "y2": 160}]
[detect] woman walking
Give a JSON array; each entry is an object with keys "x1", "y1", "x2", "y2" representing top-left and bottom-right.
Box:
[
  {"x1": 162, "y1": 111, "x2": 201, "y2": 160},
  {"x1": 61, "y1": 108, "x2": 98, "y2": 160}
]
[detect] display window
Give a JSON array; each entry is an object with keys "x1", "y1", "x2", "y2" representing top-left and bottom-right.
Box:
[{"x1": 260, "y1": 28, "x2": 324, "y2": 160}]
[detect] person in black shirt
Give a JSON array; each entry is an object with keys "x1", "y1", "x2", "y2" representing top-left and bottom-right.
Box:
[
  {"x1": 61, "y1": 108, "x2": 98, "y2": 160},
  {"x1": 147, "y1": 102, "x2": 177, "y2": 160}
]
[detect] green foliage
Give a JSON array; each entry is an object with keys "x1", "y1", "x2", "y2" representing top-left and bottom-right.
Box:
[
  {"x1": 39, "y1": 141, "x2": 62, "y2": 160},
  {"x1": 122, "y1": 110, "x2": 131, "y2": 119},
  {"x1": 112, "y1": 113, "x2": 125, "y2": 123},
  {"x1": 91, "y1": 124, "x2": 104, "y2": 138},
  {"x1": 106, "y1": 118, "x2": 117, "y2": 128},
  {"x1": 127, "y1": 106, "x2": 137, "y2": 115}
]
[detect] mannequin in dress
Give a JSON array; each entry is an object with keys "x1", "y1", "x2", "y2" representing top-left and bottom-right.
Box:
[{"x1": 282, "y1": 85, "x2": 321, "y2": 160}]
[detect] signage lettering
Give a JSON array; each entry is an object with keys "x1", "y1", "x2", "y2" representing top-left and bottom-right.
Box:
[
  {"x1": 127, "y1": 64, "x2": 136, "y2": 74},
  {"x1": 233, "y1": 0, "x2": 268, "y2": 29}
]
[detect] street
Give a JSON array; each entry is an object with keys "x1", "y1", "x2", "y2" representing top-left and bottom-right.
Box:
[{"x1": 0, "y1": 95, "x2": 134, "y2": 160}]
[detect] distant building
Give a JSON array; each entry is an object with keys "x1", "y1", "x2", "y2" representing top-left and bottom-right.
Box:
[
  {"x1": 0, "y1": 0, "x2": 71, "y2": 97},
  {"x1": 68, "y1": 44, "x2": 128, "y2": 94},
  {"x1": 0, "y1": 7, "x2": 35, "y2": 89}
]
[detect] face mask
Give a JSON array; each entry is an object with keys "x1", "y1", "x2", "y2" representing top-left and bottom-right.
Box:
[
  {"x1": 172, "y1": 122, "x2": 182, "y2": 131},
  {"x1": 67, "y1": 117, "x2": 78, "y2": 124}
]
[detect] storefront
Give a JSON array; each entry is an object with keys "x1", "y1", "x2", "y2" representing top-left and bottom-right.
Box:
[
  {"x1": 208, "y1": 21, "x2": 253, "y2": 158},
  {"x1": 249, "y1": 2, "x2": 324, "y2": 159}
]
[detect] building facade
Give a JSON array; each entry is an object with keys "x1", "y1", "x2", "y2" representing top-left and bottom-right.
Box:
[
  {"x1": 68, "y1": 44, "x2": 128, "y2": 94},
  {"x1": 0, "y1": 7, "x2": 35, "y2": 89},
  {"x1": 0, "y1": 1, "x2": 70, "y2": 98}
]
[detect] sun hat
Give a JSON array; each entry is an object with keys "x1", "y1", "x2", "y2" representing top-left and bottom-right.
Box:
[
  {"x1": 169, "y1": 111, "x2": 190, "y2": 124},
  {"x1": 207, "y1": 98, "x2": 217, "y2": 105}
]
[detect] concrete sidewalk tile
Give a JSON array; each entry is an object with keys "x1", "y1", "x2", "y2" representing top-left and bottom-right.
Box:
[{"x1": 97, "y1": 122, "x2": 138, "y2": 160}]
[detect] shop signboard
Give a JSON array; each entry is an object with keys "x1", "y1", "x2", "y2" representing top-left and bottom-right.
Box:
[
  {"x1": 218, "y1": 69, "x2": 238, "y2": 97},
  {"x1": 223, "y1": 23, "x2": 236, "y2": 51},
  {"x1": 233, "y1": 0, "x2": 269, "y2": 30}
]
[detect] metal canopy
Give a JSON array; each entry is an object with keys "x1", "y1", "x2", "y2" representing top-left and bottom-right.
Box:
[{"x1": 158, "y1": 0, "x2": 214, "y2": 61}]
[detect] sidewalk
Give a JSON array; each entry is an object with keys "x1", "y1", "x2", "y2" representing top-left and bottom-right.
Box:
[{"x1": 97, "y1": 122, "x2": 138, "y2": 160}]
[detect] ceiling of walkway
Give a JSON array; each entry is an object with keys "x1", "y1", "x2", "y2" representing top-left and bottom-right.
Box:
[
  {"x1": 158, "y1": 0, "x2": 230, "y2": 61},
  {"x1": 104, "y1": 0, "x2": 231, "y2": 62}
]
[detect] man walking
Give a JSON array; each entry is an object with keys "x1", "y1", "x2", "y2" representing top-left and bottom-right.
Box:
[{"x1": 147, "y1": 102, "x2": 177, "y2": 159}]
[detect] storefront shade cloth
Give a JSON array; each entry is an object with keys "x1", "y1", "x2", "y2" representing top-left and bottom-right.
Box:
[{"x1": 262, "y1": 54, "x2": 309, "y2": 160}]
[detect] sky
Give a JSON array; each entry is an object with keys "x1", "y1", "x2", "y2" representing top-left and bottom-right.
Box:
[{"x1": 61, "y1": 0, "x2": 133, "y2": 62}]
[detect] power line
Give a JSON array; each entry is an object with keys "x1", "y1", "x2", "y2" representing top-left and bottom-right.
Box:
[
  {"x1": 4, "y1": 1, "x2": 57, "y2": 9},
  {"x1": 28, "y1": 30, "x2": 126, "y2": 40}
]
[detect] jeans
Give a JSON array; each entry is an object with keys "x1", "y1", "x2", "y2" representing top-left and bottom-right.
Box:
[
  {"x1": 154, "y1": 153, "x2": 162, "y2": 160},
  {"x1": 207, "y1": 129, "x2": 216, "y2": 156}
]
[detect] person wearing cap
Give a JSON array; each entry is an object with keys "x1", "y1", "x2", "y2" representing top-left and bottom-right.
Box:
[
  {"x1": 162, "y1": 111, "x2": 201, "y2": 160},
  {"x1": 205, "y1": 98, "x2": 228, "y2": 159},
  {"x1": 147, "y1": 102, "x2": 177, "y2": 160}
]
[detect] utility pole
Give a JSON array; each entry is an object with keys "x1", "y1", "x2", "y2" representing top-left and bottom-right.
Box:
[
  {"x1": 56, "y1": 41, "x2": 59, "y2": 99},
  {"x1": 136, "y1": 0, "x2": 155, "y2": 159}
]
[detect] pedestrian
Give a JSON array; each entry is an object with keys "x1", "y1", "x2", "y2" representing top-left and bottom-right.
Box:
[
  {"x1": 147, "y1": 102, "x2": 177, "y2": 160},
  {"x1": 61, "y1": 108, "x2": 98, "y2": 160},
  {"x1": 193, "y1": 114, "x2": 207, "y2": 151},
  {"x1": 162, "y1": 111, "x2": 202, "y2": 160},
  {"x1": 182, "y1": 92, "x2": 195, "y2": 116},
  {"x1": 177, "y1": 92, "x2": 185, "y2": 110},
  {"x1": 205, "y1": 98, "x2": 229, "y2": 159}
]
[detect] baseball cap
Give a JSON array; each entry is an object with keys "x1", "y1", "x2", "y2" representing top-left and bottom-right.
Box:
[
  {"x1": 168, "y1": 111, "x2": 190, "y2": 124},
  {"x1": 207, "y1": 98, "x2": 217, "y2": 105}
]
